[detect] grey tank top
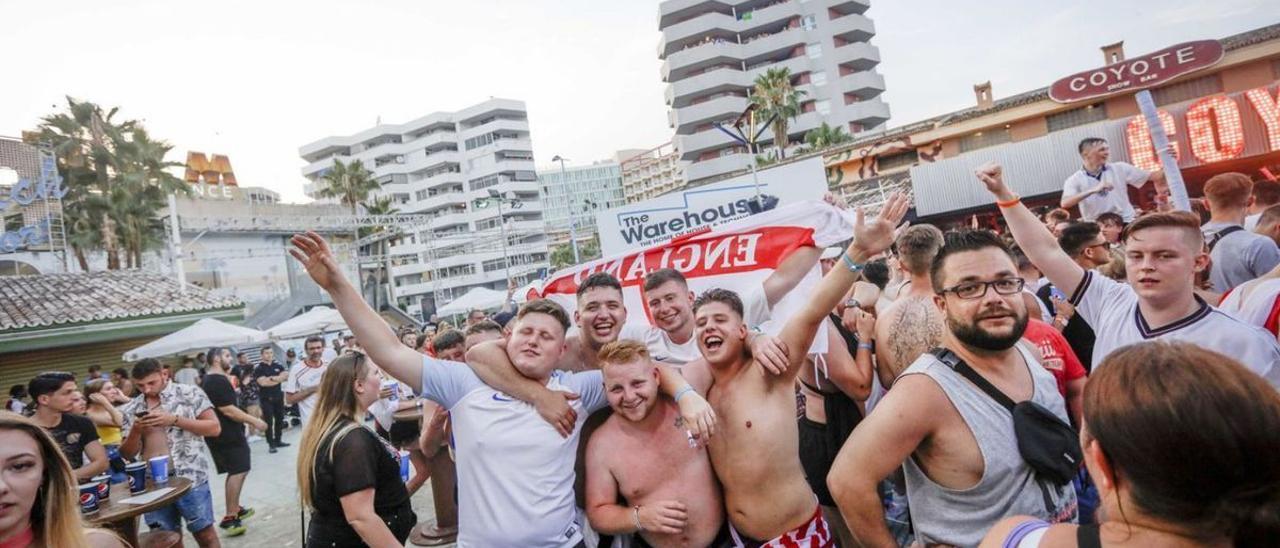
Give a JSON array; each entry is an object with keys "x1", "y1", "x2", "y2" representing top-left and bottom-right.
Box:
[{"x1": 900, "y1": 344, "x2": 1078, "y2": 547}]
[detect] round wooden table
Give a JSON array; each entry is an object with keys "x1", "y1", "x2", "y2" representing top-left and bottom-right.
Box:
[{"x1": 87, "y1": 476, "x2": 193, "y2": 548}]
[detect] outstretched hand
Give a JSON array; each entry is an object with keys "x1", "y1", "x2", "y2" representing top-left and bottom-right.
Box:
[
  {"x1": 289, "y1": 231, "x2": 344, "y2": 292},
  {"x1": 852, "y1": 191, "x2": 911, "y2": 258}
]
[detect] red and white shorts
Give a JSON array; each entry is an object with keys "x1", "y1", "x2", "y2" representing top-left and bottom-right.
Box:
[{"x1": 729, "y1": 505, "x2": 833, "y2": 548}]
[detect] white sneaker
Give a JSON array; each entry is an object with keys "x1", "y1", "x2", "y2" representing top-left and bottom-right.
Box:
[{"x1": 247, "y1": 435, "x2": 264, "y2": 443}]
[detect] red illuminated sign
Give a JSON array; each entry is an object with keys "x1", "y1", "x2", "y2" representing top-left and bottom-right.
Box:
[
  {"x1": 1126, "y1": 86, "x2": 1280, "y2": 171},
  {"x1": 1050, "y1": 40, "x2": 1224, "y2": 104}
]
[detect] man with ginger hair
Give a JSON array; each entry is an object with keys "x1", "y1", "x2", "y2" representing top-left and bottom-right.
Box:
[
  {"x1": 584, "y1": 340, "x2": 727, "y2": 547},
  {"x1": 1201, "y1": 172, "x2": 1280, "y2": 292}
]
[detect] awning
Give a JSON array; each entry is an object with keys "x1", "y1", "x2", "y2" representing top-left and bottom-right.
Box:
[
  {"x1": 265, "y1": 307, "x2": 348, "y2": 340},
  {"x1": 437, "y1": 287, "x2": 509, "y2": 316},
  {"x1": 123, "y1": 318, "x2": 269, "y2": 361}
]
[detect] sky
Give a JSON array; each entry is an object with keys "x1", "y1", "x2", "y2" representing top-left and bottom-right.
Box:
[{"x1": 0, "y1": 0, "x2": 1272, "y2": 203}]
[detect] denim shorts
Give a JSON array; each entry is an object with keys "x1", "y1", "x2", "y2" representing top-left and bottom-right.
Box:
[{"x1": 145, "y1": 481, "x2": 215, "y2": 534}]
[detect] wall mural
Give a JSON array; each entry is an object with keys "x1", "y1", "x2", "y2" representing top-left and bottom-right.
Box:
[{"x1": 824, "y1": 137, "x2": 944, "y2": 189}]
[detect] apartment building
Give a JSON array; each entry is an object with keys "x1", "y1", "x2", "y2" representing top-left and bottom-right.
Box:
[
  {"x1": 537, "y1": 160, "x2": 626, "y2": 246},
  {"x1": 659, "y1": 0, "x2": 891, "y2": 184},
  {"x1": 299, "y1": 98, "x2": 548, "y2": 316},
  {"x1": 621, "y1": 141, "x2": 685, "y2": 203}
]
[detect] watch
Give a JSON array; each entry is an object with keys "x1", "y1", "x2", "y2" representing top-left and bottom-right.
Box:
[{"x1": 844, "y1": 298, "x2": 861, "y2": 310}]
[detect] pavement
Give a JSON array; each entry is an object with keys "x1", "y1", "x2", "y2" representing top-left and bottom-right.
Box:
[{"x1": 168, "y1": 423, "x2": 454, "y2": 547}]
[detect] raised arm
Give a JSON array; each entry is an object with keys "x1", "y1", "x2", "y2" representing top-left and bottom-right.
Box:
[
  {"x1": 976, "y1": 164, "x2": 1086, "y2": 296},
  {"x1": 464, "y1": 340, "x2": 579, "y2": 437},
  {"x1": 762, "y1": 246, "x2": 821, "y2": 307},
  {"x1": 291, "y1": 232, "x2": 424, "y2": 392},
  {"x1": 774, "y1": 193, "x2": 910, "y2": 382}
]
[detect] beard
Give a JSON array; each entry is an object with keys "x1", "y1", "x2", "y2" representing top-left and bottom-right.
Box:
[{"x1": 947, "y1": 308, "x2": 1029, "y2": 351}]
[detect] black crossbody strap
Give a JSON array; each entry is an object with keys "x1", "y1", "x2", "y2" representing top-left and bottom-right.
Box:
[
  {"x1": 930, "y1": 348, "x2": 1017, "y2": 410},
  {"x1": 1208, "y1": 225, "x2": 1245, "y2": 252}
]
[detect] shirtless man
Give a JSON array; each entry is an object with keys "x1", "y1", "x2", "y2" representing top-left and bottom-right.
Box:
[
  {"x1": 874, "y1": 225, "x2": 946, "y2": 386},
  {"x1": 585, "y1": 340, "x2": 726, "y2": 547},
  {"x1": 682, "y1": 193, "x2": 909, "y2": 545}
]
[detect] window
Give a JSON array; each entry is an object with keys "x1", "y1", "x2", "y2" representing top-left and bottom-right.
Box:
[
  {"x1": 815, "y1": 99, "x2": 831, "y2": 115},
  {"x1": 1045, "y1": 103, "x2": 1108, "y2": 132},
  {"x1": 470, "y1": 174, "x2": 499, "y2": 191},
  {"x1": 959, "y1": 128, "x2": 1012, "y2": 152},
  {"x1": 801, "y1": 14, "x2": 817, "y2": 30},
  {"x1": 877, "y1": 151, "x2": 917, "y2": 171},
  {"x1": 806, "y1": 42, "x2": 822, "y2": 59},
  {"x1": 1152, "y1": 75, "x2": 1222, "y2": 107},
  {"x1": 482, "y1": 258, "x2": 507, "y2": 272},
  {"x1": 810, "y1": 70, "x2": 827, "y2": 87}
]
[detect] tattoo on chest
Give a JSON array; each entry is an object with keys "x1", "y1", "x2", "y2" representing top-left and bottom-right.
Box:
[{"x1": 674, "y1": 416, "x2": 684, "y2": 428}]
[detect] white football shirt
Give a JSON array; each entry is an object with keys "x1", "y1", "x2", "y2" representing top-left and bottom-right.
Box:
[
  {"x1": 282, "y1": 361, "x2": 327, "y2": 424},
  {"x1": 1061, "y1": 162, "x2": 1150, "y2": 222},
  {"x1": 618, "y1": 284, "x2": 772, "y2": 366},
  {"x1": 1069, "y1": 271, "x2": 1280, "y2": 387},
  {"x1": 419, "y1": 356, "x2": 607, "y2": 547},
  {"x1": 1219, "y1": 278, "x2": 1280, "y2": 338}
]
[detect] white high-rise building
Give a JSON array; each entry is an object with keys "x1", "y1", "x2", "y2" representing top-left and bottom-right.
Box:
[
  {"x1": 537, "y1": 160, "x2": 626, "y2": 247},
  {"x1": 299, "y1": 98, "x2": 548, "y2": 317},
  {"x1": 659, "y1": 0, "x2": 891, "y2": 184}
]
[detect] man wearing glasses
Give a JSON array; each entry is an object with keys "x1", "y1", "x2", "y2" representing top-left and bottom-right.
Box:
[{"x1": 829, "y1": 230, "x2": 1076, "y2": 548}]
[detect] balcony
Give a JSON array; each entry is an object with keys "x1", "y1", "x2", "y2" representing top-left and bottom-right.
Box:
[
  {"x1": 827, "y1": 0, "x2": 871, "y2": 17},
  {"x1": 663, "y1": 39, "x2": 742, "y2": 82},
  {"x1": 834, "y1": 42, "x2": 881, "y2": 72},
  {"x1": 660, "y1": 11, "x2": 736, "y2": 58},
  {"x1": 672, "y1": 94, "x2": 748, "y2": 132},
  {"x1": 684, "y1": 152, "x2": 753, "y2": 183},
  {"x1": 844, "y1": 99, "x2": 892, "y2": 126},
  {"x1": 677, "y1": 128, "x2": 739, "y2": 158},
  {"x1": 658, "y1": 0, "x2": 731, "y2": 29},
  {"x1": 735, "y1": 1, "x2": 802, "y2": 36},
  {"x1": 667, "y1": 66, "x2": 751, "y2": 107},
  {"x1": 741, "y1": 26, "x2": 805, "y2": 62},
  {"x1": 839, "y1": 71, "x2": 886, "y2": 101},
  {"x1": 827, "y1": 13, "x2": 874, "y2": 44}
]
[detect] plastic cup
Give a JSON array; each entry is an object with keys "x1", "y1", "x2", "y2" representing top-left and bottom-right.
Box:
[
  {"x1": 91, "y1": 473, "x2": 111, "y2": 501},
  {"x1": 78, "y1": 482, "x2": 100, "y2": 514},
  {"x1": 398, "y1": 450, "x2": 410, "y2": 483},
  {"x1": 125, "y1": 461, "x2": 147, "y2": 494},
  {"x1": 148, "y1": 456, "x2": 170, "y2": 485},
  {"x1": 382, "y1": 380, "x2": 399, "y2": 402}
]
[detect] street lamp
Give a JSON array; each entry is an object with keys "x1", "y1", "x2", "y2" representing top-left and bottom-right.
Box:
[
  {"x1": 474, "y1": 189, "x2": 523, "y2": 285},
  {"x1": 551, "y1": 155, "x2": 580, "y2": 264}
]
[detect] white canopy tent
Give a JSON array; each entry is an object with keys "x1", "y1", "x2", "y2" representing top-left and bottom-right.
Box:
[
  {"x1": 437, "y1": 287, "x2": 509, "y2": 316},
  {"x1": 266, "y1": 307, "x2": 348, "y2": 340},
  {"x1": 123, "y1": 318, "x2": 271, "y2": 361}
]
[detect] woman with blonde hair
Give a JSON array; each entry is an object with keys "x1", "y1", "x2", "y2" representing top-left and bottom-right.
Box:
[
  {"x1": 0, "y1": 412, "x2": 125, "y2": 547},
  {"x1": 296, "y1": 352, "x2": 416, "y2": 547}
]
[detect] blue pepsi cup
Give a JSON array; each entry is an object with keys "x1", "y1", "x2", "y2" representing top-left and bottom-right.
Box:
[
  {"x1": 79, "y1": 482, "x2": 100, "y2": 514},
  {"x1": 126, "y1": 461, "x2": 147, "y2": 493},
  {"x1": 148, "y1": 456, "x2": 170, "y2": 485},
  {"x1": 92, "y1": 474, "x2": 110, "y2": 501},
  {"x1": 398, "y1": 450, "x2": 410, "y2": 483},
  {"x1": 383, "y1": 380, "x2": 399, "y2": 402}
]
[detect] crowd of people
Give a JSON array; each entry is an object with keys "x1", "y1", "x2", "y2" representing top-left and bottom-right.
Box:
[{"x1": 4, "y1": 135, "x2": 1280, "y2": 547}]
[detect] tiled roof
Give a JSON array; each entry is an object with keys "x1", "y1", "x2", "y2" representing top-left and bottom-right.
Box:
[{"x1": 0, "y1": 271, "x2": 242, "y2": 331}]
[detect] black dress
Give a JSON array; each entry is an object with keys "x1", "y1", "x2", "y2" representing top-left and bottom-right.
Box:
[{"x1": 306, "y1": 419, "x2": 416, "y2": 547}]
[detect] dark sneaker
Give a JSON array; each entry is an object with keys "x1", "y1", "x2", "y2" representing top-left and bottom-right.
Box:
[
  {"x1": 237, "y1": 507, "x2": 255, "y2": 520},
  {"x1": 276, "y1": 441, "x2": 291, "y2": 447},
  {"x1": 269, "y1": 446, "x2": 278, "y2": 454},
  {"x1": 219, "y1": 517, "x2": 246, "y2": 536}
]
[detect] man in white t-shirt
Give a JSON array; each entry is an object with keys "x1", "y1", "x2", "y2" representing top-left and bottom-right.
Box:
[
  {"x1": 1060, "y1": 138, "x2": 1167, "y2": 222},
  {"x1": 283, "y1": 334, "x2": 328, "y2": 424},
  {"x1": 287, "y1": 231, "x2": 716, "y2": 547},
  {"x1": 977, "y1": 162, "x2": 1280, "y2": 387}
]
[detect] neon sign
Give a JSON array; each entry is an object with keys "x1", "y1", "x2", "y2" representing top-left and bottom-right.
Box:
[
  {"x1": 0, "y1": 153, "x2": 65, "y2": 253},
  {"x1": 1126, "y1": 86, "x2": 1280, "y2": 171}
]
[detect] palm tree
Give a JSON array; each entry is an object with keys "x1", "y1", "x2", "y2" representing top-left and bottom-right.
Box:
[
  {"x1": 749, "y1": 67, "x2": 806, "y2": 159},
  {"x1": 111, "y1": 127, "x2": 189, "y2": 267},
  {"x1": 360, "y1": 196, "x2": 399, "y2": 311},
  {"x1": 802, "y1": 122, "x2": 853, "y2": 151},
  {"x1": 318, "y1": 159, "x2": 381, "y2": 216}
]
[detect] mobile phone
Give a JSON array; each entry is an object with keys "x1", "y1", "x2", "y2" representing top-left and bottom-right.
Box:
[{"x1": 135, "y1": 410, "x2": 150, "y2": 418}]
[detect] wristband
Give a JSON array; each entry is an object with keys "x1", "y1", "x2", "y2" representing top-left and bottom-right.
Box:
[
  {"x1": 839, "y1": 251, "x2": 864, "y2": 273},
  {"x1": 673, "y1": 385, "x2": 695, "y2": 403},
  {"x1": 996, "y1": 195, "x2": 1022, "y2": 208},
  {"x1": 857, "y1": 342, "x2": 875, "y2": 351},
  {"x1": 633, "y1": 506, "x2": 644, "y2": 532}
]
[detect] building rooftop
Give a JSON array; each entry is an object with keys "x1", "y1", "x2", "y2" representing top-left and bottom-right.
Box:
[{"x1": 0, "y1": 271, "x2": 243, "y2": 331}]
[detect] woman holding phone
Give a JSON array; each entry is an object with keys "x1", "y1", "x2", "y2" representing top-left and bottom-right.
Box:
[{"x1": 296, "y1": 352, "x2": 416, "y2": 547}]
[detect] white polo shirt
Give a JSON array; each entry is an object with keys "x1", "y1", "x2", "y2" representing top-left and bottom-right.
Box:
[
  {"x1": 419, "y1": 356, "x2": 607, "y2": 547},
  {"x1": 618, "y1": 285, "x2": 772, "y2": 366},
  {"x1": 283, "y1": 360, "x2": 327, "y2": 424},
  {"x1": 1062, "y1": 162, "x2": 1150, "y2": 222},
  {"x1": 1069, "y1": 270, "x2": 1280, "y2": 387}
]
